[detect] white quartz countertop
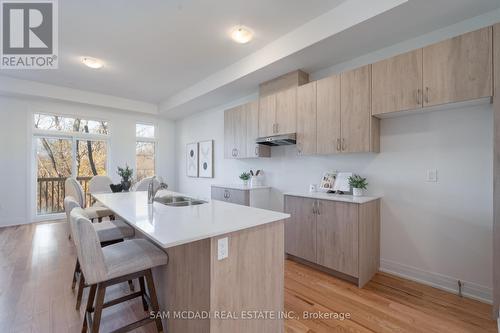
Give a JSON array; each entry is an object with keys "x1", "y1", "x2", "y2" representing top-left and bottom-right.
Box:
[
  {"x1": 211, "y1": 184, "x2": 271, "y2": 190},
  {"x1": 284, "y1": 192, "x2": 381, "y2": 204},
  {"x1": 93, "y1": 191, "x2": 289, "y2": 249}
]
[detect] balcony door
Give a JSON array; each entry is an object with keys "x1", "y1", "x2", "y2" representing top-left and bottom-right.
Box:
[{"x1": 33, "y1": 113, "x2": 109, "y2": 218}]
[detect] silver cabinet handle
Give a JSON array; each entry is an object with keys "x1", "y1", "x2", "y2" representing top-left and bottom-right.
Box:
[
  {"x1": 416, "y1": 89, "x2": 422, "y2": 105},
  {"x1": 336, "y1": 138, "x2": 341, "y2": 151},
  {"x1": 342, "y1": 138, "x2": 346, "y2": 151},
  {"x1": 317, "y1": 201, "x2": 321, "y2": 215},
  {"x1": 312, "y1": 201, "x2": 316, "y2": 215},
  {"x1": 231, "y1": 148, "x2": 236, "y2": 157},
  {"x1": 425, "y1": 87, "x2": 429, "y2": 104},
  {"x1": 224, "y1": 190, "x2": 230, "y2": 199},
  {"x1": 276, "y1": 123, "x2": 279, "y2": 134},
  {"x1": 255, "y1": 146, "x2": 259, "y2": 156}
]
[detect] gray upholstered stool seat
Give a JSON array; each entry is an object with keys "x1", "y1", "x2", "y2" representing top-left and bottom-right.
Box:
[
  {"x1": 103, "y1": 239, "x2": 167, "y2": 280},
  {"x1": 84, "y1": 205, "x2": 114, "y2": 220},
  {"x1": 93, "y1": 219, "x2": 135, "y2": 243}
]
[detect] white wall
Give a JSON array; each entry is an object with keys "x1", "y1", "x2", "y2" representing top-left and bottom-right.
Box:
[
  {"x1": 0, "y1": 95, "x2": 176, "y2": 227},
  {"x1": 176, "y1": 101, "x2": 493, "y2": 302}
]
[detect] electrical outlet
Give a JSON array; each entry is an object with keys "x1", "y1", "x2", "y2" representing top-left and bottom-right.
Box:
[
  {"x1": 426, "y1": 169, "x2": 438, "y2": 182},
  {"x1": 217, "y1": 237, "x2": 228, "y2": 260}
]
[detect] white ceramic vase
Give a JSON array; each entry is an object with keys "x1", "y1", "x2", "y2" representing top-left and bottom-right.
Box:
[{"x1": 352, "y1": 188, "x2": 363, "y2": 197}]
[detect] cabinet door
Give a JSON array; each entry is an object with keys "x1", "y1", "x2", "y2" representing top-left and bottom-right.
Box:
[
  {"x1": 275, "y1": 87, "x2": 297, "y2": 135},
  {"x1": 297, "y1": 82, "x2": 317, "y2": 155},
  {"x1": 258, "y1": 94, "x2": 276, "y2": 137},
  {"x1": 224, "y1": 106, "x2": 246, "y2": 159},
  {"x1": 211, "y1": 187, "x2": 249, "y2": 206},
  {"x1": 284, "y1": 196, "x2": 316, "y2": 263},
  {"x1": 245, "y1": 101, "x2": 270, "y2": 158},
  {"x1": 316, "y1": 74, "x2": 341, "y2": 155},
  {"x1": 372, "y1": 49, "x2": 423, "y2": 115},
  {"x1": 341, "y1": 65, "x2": 372, "y2": 153},
  {"x1": 423, "y1": 27, "x2": 492, "y2": 107},
  {"x1": 316, "y1": 200, "x2": 359, "y2": 277}
]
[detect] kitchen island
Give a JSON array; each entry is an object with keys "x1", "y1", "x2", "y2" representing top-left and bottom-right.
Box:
[{"x1": 93, "y1": 190, "x2": 289, "y2": 333}]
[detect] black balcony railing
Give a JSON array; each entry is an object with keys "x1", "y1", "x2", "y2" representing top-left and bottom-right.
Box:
[{"x1": 37, "y1": 176, "x2": 92, "y2": 214}]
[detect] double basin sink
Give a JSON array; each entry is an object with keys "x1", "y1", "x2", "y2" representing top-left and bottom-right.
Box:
[{"x1": 154, "y1": 195, "x2": 207, "y2": 207}]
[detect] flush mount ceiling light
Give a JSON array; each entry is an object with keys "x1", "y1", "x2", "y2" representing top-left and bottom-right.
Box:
[
  {"x1": 231, "y1": 26, "x2": 253, "y2": 44},
  {"x1": 81, "y1": 57, "x2": 104, "y2": 69}
]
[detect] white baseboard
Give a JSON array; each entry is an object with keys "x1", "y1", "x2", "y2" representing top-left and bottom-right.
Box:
[
  {"x1": 380, "y1": 258, "x2": 492, "y2": 304},
  {"x1": 0, "y1": 217, "x2": 30, "y2": 228}
]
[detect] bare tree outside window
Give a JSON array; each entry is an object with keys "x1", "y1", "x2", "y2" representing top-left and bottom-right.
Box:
[{"x1": 34, "y1": 114, "x2": 108, "y2": 214}]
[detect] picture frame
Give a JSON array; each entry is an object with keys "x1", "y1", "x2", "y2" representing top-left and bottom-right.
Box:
[
  {"x1": 186, "y1": 142, "x2": 199, "y2": 177},
  {"x1": 198, "y1": 140, "x2": 214, "y2": 178}
]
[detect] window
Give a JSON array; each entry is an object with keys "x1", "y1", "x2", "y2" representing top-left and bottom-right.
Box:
[
  {"x1": 136, "y1": 123, "x2": 156, "y2": 181},
  {"x1": 33, "y1": 113, "x2": 109, "y2": 216}
]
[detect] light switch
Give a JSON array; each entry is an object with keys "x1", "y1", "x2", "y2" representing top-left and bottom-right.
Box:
[
  {"x1": 217, "y1": 237, "x2": 228, "y2": 260},
  {"x1": 426, "y1": 169, "x2": 438, "y2": 182}
]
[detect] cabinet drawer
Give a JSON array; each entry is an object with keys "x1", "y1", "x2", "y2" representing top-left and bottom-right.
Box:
[{"x1": 211, "y1": 187, "x2": 249, "y2": 206}]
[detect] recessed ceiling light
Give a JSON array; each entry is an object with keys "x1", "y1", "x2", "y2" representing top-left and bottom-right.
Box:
[
  {"x1": 231, "y1": 26, "x2": 253, "y2": 44},
  {"x1": 81, "y1": 57, "x2": 104, "y2": 69}
]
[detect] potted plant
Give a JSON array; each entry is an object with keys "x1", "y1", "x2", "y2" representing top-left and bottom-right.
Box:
[
  {"x1": 239, "y1": 172, "x2": 251, "y2": 186},
  {"x1": 117, "y1": 165, "x2": 134, "y2": 192},
  {"x1": 348, "y1": 174, "x2": 368, "y2": 197}
]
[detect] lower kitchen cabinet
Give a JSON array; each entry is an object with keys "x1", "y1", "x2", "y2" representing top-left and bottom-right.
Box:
[
  {"x1": 211, "y1": 185, "x2": 271, "y2": 209},
  {"x1": 284, "y1": 194, "x2": 380, "y2": 287},
  {"x1": 284, "y1": 196, "x2": 317, "y2": 263}
]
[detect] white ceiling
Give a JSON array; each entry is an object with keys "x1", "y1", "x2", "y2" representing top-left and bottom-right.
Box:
[
  {"x1": 1, "y1": 0, "x2": 499, "y2": 118},
  {"x1": 0, "y1": 0, "x2": 346, "y2": 103}
]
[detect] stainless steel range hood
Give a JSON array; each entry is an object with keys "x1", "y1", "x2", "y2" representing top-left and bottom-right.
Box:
[{"x1": 256, "y1": 133, "x2": 296, "y2": 146}]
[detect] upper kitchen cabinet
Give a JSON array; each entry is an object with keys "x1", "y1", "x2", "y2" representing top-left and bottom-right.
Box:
[
  {"x1": 372, "y1": 49, "x2": 423, "y2": 115},
  {"x1": 224, "y1": 105, "x2": 246, "y2": 159},
  {"x1": 316, "y1": 74, "x2": 341, "y2": 155},
  {"x1": 258, "y1": 94, "x2": 276, "y2": 137},
  {"x1": 225, "y1": 101, "x2": 270, "y2": 159},
  {"x1": 275, "y1": 87, "x2": 297, "y2": 135},
  {"x1": 297, "y1": 82, "x2": 317, "y2": 155},
  {"x1": 423, "y1": 27, "x2": 492, "y2": 107},
  {"x1": 245, "y1": 101, "x2": 271, "y2": 158},
  {"x1": 341, "y1": 65, "x2": 379, "y2": 153}
]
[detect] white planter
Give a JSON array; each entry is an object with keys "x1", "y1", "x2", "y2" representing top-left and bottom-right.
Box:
[{"x1": 352, "y1": 188, "x2": 364, "y2": 197}]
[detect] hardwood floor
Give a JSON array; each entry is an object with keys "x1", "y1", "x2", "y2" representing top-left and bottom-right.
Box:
[{"x1": 0, "y1": 221, "x2": 495, "y2": 333}]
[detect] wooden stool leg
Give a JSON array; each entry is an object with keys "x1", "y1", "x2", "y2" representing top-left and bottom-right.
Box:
[
  {"x1": 92, "y1": 283, "x2": 106, "y2": 333},
  {"x1": 76, "y1": 273, "x2": 86, "y2": 310},
  {"x1": 145, "y1": 269, "x2": 163, "y2": 332},
  {"x1": 138, "y1": 276, "x2": 148, "y2": 311},
  {"x1": 81, "y1": 284, "x2": 96, "y2": 333},
  {"x1": 128, "y1": 280, "x2": 135, "y2": 292},
  {"x1": 72, "y1": 259, "x2": 80, "y2": 290}
]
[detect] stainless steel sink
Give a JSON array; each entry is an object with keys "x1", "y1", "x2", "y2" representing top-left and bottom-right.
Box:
[{"x1": 154, "y1": 195, "x2": 207, "y2": 207}]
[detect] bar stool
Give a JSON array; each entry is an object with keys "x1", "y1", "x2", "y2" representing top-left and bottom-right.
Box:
[
  {"x1": 65, "y1": 177, "x2": 114, "y2": 222},
  {"x1": 64, "y1": 196, "x2": 135, "y2": 310},
  {"x1": 70, "y1": 208, "x2": 168, "y2": 333}
]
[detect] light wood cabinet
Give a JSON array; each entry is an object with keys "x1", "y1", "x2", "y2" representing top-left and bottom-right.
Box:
[
  {"x1": 297, "y1": 82, "x2": 317, "y2": 155},
  {"x1": 224, "y1": 105, "x2": 246, "y2": 159},
  {"x1": 275, "y1": 87, "x2": 297, "y2": 135},
  {"x1": 423, "y1": 27, "x2": 492, "y2": 107},
  {"x1": 284, "y1": 195, "x2": 380, "y2": 287},
  {"x1": 341, "y1": 65, "x2": 379, "y2": 153},
  {"x1": 245, "y1": 101, "x2": 271, "y2": 158},
  {"x1": 316, "y1": 200, "x2": 359, "y2": 277},
  {"x1": 258, "y1": 94, "x2": 276, "y2": 137},
  {"x1": 258, "y1": 87, "x2": 297, "y2": 137},
  {"x1": 225, "y1": 101, "x2": 270, "y2": 159},
  {"x1": 372, "y1": 49, "x2": 423, "y2": 115},
  {"x1": 316, "y1": 74, "x2": 341, "y2": 154},
  {"x1": 284, "y1": 195, "x2": 316, "y2": 263}
]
